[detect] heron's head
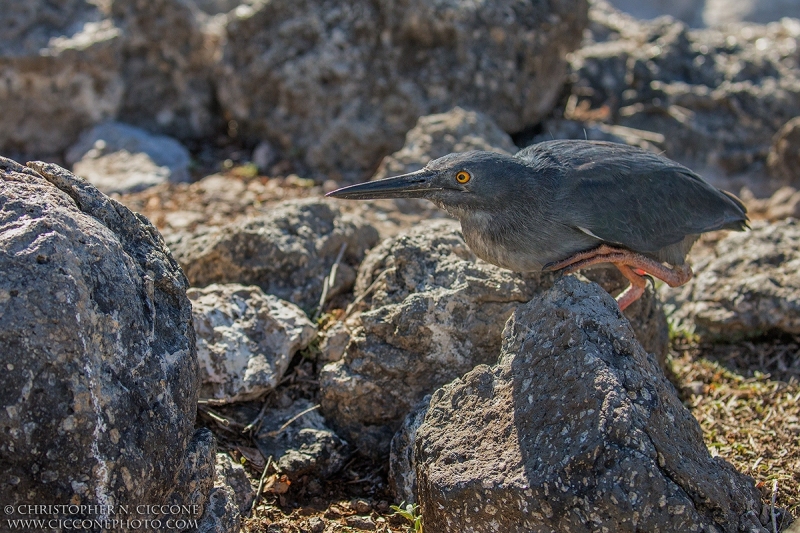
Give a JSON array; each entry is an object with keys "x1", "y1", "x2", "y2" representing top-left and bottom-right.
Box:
[{"x1": 326, "y1": 151, "x2": 533, "y2": 218}]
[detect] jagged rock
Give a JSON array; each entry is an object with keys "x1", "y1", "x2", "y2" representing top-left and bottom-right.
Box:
[
  {"x1": 414, "y1": 276, "x2": 767, "y2": 533},
  {"x1": 66, "y1": 121, "x2": 191, "y2": 194},
  {"x1": 184, "y1": 436, "x2": 252, "y2": 533},
  {"x1": 666, "y1": 219, "x2": 800, "y2": 340},
  {"x1": 767, "y1": 116, "x2": 800, "y2": 188},
  {"x1": 216, "y1": 0, "x2": 589, "y2": 177},
  {"x1": 255, "y1": 399, "x2": 348, "y2": 480},
  {"x1": 189, "y1": 284, "x2": 317, "y2": 403},
  {"x1": 319, "y1": 220, "x2": 668, "y2": 458},
  {"x1": 565, "y1": 1, "x2": 800, "y2": 189},
  {"x1": 0, "y1": 1, "x2": 123, "y2": 158},
  {"x1": 168, "y1": 198, "x2": 379, "y2": 312},
  {"x1": 0, "y1": 158, "x2": 201, "y2": 514},
  {"x1": 579, "y1": 265, "x2": 669, "y2": 369},
  {"x1": 215, "y1": 453, "x2": 255, "y2": 517}
]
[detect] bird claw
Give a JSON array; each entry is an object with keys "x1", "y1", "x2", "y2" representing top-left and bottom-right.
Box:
[{"x1": 542, "y1": 261, "x2": 559, "y2": 272}]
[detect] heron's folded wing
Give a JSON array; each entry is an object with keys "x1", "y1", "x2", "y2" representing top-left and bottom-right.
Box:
[{"x1": 559, "y1": 162, "x2": 747, "y2": 254}]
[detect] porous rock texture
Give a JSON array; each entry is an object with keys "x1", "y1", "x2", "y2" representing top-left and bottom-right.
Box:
[
  {"x1": 565, "y1": 0, "x2": 800, "y2": 185},
  {"x1": 183, "y1": 432, "x2": 254, "y2": 533},
  {"x1": 0, "y1": 158, "x2": 206, "y2": 516},
  {"x1": 189, "y1": 283, "x2": 317, "y2": 403},
  {"x1": 168, "y1": 198, "x2": 380, "y2": 312},
  {"x1": 414, "y1": 276, "x2": 767, "y2": 533},
  {"x1": 66, "y1": 121, "x2": 192, "y2": 194},
  {"x1": 666, "y1": 219, "x2": 800, "y2": 340},
  {"x1": 216, "y1": 0, "x2": 589, "y2": 177},
  {"x1": 166, "y1": 428, "x2": 217, "y2": 520},
  {"x1": 319, "y1": 220, "x2": 668, "y2": 458},
  {"x1": 194, "y1": 484, "x2": 239, "y2": 533}
]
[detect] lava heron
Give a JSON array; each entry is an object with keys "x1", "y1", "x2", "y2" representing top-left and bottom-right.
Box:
[{"x1": 326, "y1": 140, "x2": 748, "y2": 310}]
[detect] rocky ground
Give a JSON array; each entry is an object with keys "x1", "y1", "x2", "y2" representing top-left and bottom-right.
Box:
[{"x1": 4, "y1": 0, "x2": 800, "y2": 531}]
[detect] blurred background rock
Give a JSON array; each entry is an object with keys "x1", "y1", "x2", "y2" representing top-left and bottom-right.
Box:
[
  {"x1": 609, "y1": 0, "x2": 800, "y2": 27},
  {"x1": 4, "y1": 0, "x2": 800, "y2": 204}
]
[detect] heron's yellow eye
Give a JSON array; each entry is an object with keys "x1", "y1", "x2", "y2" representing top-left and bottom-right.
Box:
[{"x1": 455, "y1": 170, "x2": 471, "y2": 184}]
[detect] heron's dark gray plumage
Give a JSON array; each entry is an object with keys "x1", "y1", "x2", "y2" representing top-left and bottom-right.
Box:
[{"x1": 327, "y1": 140, "x2": 748, "y2": 309}]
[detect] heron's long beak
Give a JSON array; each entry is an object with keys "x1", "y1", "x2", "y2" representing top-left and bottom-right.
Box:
[{"x1": 325, "y1": 169, "x2": 439, "y2": 200}]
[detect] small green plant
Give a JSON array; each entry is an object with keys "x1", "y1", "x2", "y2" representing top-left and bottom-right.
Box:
[
  {"x1": 297, "y1": 335, "x2": 321, "y2": 360},
  {"x1": 390, "y1": 501, "x2": 423, "y2": 533},
  {"x1": 667, "y1": 315, "x2": 699, "y2": 344}
]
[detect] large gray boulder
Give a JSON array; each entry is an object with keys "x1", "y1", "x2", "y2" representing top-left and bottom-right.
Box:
[
  {"x1": 666, "y1": 219, "x2": 800, "y2": 340},
  {"x1": 0, "y1": 157, "x2": 206, "y2": 517},
  {"x1": 319, "y1": 220, "x2": 668, "y2": 458},
  {"x1": 565, "y1": 1, "x2": 800, "y2": 187},
  {"x1": 413, "y1": 276, "x2": 767, "y2": 533},
  {"x1": 169, "y1": 198, "x2": 380, "y2": 312},
  {"x1": 216, "y1": 0, "x2": 589, "y2": 177}
]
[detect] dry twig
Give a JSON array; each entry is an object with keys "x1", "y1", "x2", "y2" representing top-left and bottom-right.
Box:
[{"x1": 251, "y1": 455, "x2": 274, "y2": 514}]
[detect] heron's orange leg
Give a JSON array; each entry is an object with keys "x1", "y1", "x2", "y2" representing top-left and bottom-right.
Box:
[{"x1": 544, "y1": 245, "x2": 694, "y2": 309}]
